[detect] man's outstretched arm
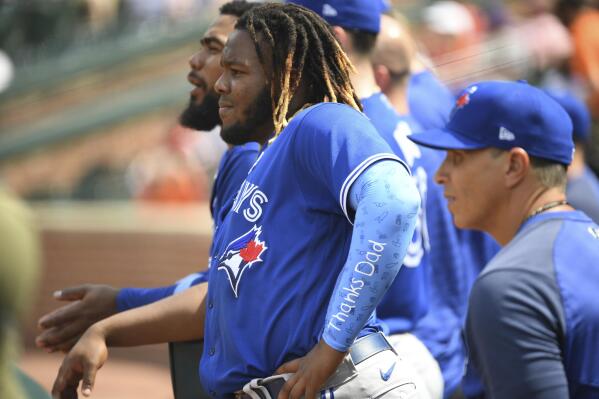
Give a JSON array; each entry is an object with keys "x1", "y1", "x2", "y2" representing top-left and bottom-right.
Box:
[
  {"x1": 51, "y1": 282, "x2": 207, "y2": 398},
  {"x1": 36, "y1": 273, "x2": 208, "y2": 353}
]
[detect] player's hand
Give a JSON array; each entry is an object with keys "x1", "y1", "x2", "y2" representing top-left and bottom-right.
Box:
[
  {"x1": 275, "y1": 339, "x2": 346, "y2": 399},
  {"x1": 37, "y1": 285, "x2": 119, "y2": 353},
  {"x1": 51, "y1": 325, "x2": 108, "y2": 399}
]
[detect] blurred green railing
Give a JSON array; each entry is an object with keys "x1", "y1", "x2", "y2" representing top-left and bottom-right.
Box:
[
  {"x1": 0, "y1": 17, "x2": 212, "y2": 160},
  {"x1": 1, "y1": 17, "x2": 210, "y2": 100}
]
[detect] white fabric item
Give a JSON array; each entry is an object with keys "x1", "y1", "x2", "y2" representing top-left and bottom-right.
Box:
[
  {"x1": 243, "y1": 346, "x2": 421, "y2": 398},
  {"x1": 388, "y1": 333, "x2": 444, "y2": 399}
]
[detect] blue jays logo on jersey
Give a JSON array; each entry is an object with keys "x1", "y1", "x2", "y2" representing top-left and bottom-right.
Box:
[{"x1": 217, "y1": 225, "x2": 267, "y2": 297}]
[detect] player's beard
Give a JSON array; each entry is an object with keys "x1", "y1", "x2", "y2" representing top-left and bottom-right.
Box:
[
  {"x1": 220, "y1": 86, "x2": 272, "y2": 146},
  {"x1": 179, "y1": 90, "x2": 221, "y2": 131}
]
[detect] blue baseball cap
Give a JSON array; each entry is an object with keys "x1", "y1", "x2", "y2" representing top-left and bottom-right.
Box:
[
  {"x1": 545, "y1": 89, "x2": 591, "y2": 142},
  {"x1": 409, "y1": 80, "x2": 574, "y2": 165},
  {"x1": 287, "y1": 0, "x2": 387, "y2": 33}
]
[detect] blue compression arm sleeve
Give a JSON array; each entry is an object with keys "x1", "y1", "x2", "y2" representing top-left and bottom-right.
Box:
[
  {"x1": 322, "y1": 160, "x2": 420, "y2": 351},
  {"x1": 116, "y1": 271, "x2": 208, "y2": 312}
]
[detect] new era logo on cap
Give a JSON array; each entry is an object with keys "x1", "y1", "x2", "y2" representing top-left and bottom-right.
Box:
[
  {"x1": 322, "y1": 3, "x2": 338, "y2": 17},
  {"x1": 498, "y1": 127, "x2": 515, "y2": 141}
]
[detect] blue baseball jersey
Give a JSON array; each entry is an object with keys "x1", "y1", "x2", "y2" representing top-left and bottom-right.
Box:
[
  {"x1": 408, "y1": 70, "x2": 454, "y2": 130},
  {"x1": 116, "y1": 142, "x2": 260, "y2": 312},
  {"x1": 208, "y1": 142, "x2": 262, "y2": 268},
  {"x1": 361, "y1": 92, "x2": 443, "y2": 333},
  {"x1": 362, "y1": 94, "x2": 501, "y2": 397},
  {"x1": 211, "y1": 142, "x2": 262, "y2": 228},
  {"x1": 466, "y1": 211, "x2": 599, "y2": 398},
  {"x1": 200, "y1": 103, "x2": 401, "y2": 397}
]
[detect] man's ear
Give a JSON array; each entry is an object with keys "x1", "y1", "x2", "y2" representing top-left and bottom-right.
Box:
[
  {"x1": 505, "y1": 147, "x2": 530, "y2": 188},
  {"x1": 373, "y1": 64, "x2": 391, "y2": 92},
  {"x1": 332, "y1": 26, "x2": 350, "y2": 51}
]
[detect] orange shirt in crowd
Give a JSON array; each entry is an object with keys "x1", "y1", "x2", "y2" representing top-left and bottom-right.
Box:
[{"x1": 570, "y1": 7, "x2": 599, "y2": 116}]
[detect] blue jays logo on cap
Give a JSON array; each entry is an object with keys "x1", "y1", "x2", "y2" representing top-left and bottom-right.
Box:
[
  {"x1": 455, "y1": 86, "x2": 477, "y2": 110},
  {"x1": 218, "y1": 225, "x2": 267, "y2": 297},
  {"x1": 408, "y1": 80, "x2": 574, "y2": 165}
]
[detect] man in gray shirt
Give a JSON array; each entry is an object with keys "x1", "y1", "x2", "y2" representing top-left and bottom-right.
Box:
[{"x1": 409, "y1": 80, "x2": 599, "y2": 398}]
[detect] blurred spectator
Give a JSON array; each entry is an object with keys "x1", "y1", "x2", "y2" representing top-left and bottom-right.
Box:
[
  {"x1": 0, "y1": 186, "x2": 45, "y2": 398},
  {"x1": 416, "y1": 0, "x2": 572, "y2": 91},
  {"x1": 555, "y1": 0, "x2": 599, "y2": 116},
  {"x1": 379, "y1": 10, "x2": 455, "y2": 129},
  {"x1": 373, "y1": 13, "x2": 502, "y2": 399},
  {"x1": 510, "y1": 2, "x2": 572, "y2": 72},
  {"x1": 72, "y1": 165, "x2": 132, "y2": 201},
  {"x1": 418, "y1": 1, "x2": 480, "y2": 62},
  {"x1": 126, "y1": 124, "x2": 211, "y2": 203},
  {"x1": 484, "y1": 0, "x2": 571, "y2": 82},
  {"x1": 0, "y1": 26, "x2": 46, "y2": 397}
]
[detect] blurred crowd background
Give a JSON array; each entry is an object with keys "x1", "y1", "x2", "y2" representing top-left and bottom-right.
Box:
[
  {"x1": 0, "y1": 0, "x2": 598, "y2": 202},
  {"x1": 0, "y1": 0, "x2": 228, "y2": 203},
  {"x1": 1, "y1": 0, "x2": 598, "y2": 397}
]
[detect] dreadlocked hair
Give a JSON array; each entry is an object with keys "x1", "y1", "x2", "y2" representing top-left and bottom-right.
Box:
[
  {"x1": 236, "y1": 3, "x2": 362, "y2": 135},
  {"x1": 219, "y1": 1, "x2": 259, "y2": 18}
]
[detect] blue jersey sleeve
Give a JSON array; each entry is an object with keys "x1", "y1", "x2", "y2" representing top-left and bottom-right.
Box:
[
  {"x1": 116, "y1": 271, "x2": 208, "y2": 312},
  {"x1": 291, "y1": 103, "x2": 407, "y2": 222},
  {"x1": 322, "y1": 160, "x2": 421, "y2": 351}
]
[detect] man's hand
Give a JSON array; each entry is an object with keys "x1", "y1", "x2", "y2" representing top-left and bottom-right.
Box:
[
  {"x1": 275, "y1": 339, "x2": 346, "y2": 399},
  {"x1": 52, "y1": 325, "x2": 108, "y2": 399},
  {"x1": 37, "y1": 285, "x2": 119, "y2": 353}
]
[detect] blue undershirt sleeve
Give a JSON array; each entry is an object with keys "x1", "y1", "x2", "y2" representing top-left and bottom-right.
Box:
[
  {"x1": 116, "y1": 271, "x2": 208, "y2": 312},
  {"x1": 322, "y1": 160, "x2": 420, "y2": 351}
]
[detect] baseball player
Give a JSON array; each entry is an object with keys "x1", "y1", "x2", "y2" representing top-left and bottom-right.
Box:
[
  {"x1": 38, "y1": 3, "x2": 260, "y2": 398},
  {"x1": 381, "y1": 13, "x2": 454, "y2": 131},
  {"x1": 371, "y1": 12, "x2": 503, "y2": 398},
  {"x1": 287, "y1": 2, "x2": 456, "y2": 397},
  {"x1": 546, "y1": 89, "x2": 599, "y2": 223},
  {"x1": 36, "y1": 1, "x2": 261, "y2": 354},
  {"x1": 52, "y1": 4, "x2": 422, "y2": 399},
  {"x1": 410, "y1": 80, "x2": 599, "y2": 398}
]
